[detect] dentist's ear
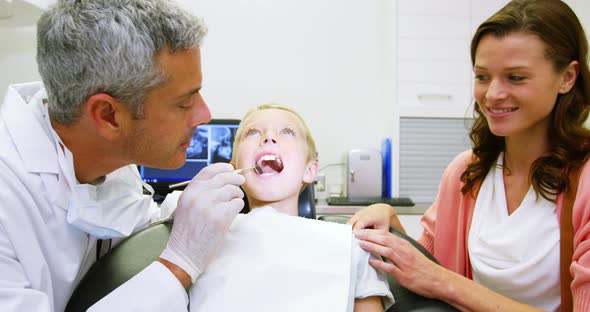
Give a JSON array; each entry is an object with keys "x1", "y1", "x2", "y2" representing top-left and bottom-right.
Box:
[
  {"x1": 303, "y1": 160, "x2": 319, "y2": 184},
  {"x1": 84, "y1": 93, "x2": 127, "y2": 141}
]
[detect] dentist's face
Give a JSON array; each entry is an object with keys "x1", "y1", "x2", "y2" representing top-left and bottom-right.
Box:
[
  {"x1": 126, "y1": 47, "x2": 211, "y2": 169},
  {"x1": 235, "y1": 109, "x2": 316, "y2": 211}
]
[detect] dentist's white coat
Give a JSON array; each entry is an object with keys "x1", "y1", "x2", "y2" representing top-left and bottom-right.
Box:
[{"x1": 0, "y1": 82, "x2": 188, "y2": 312}]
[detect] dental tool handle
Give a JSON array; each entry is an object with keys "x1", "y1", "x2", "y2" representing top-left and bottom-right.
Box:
[
  {"x1": 168, "y1": 180, "x2": 191, "y2": 189},
  {"x1": 233, "y1": 166, "x2": 256, "y2": 174},
  {"x1": 168, "y1": 166, "x2": 256, "y2": 189}
]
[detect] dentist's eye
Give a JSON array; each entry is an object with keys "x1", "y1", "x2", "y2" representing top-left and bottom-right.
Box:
[
  {"x1": 280, "y1": 127, "x2": 296, "y2": 136},
  {"x1": 177, "y1": 91, "x2": 199, "y2": 109},
  {"x1": 245, "y1": 128, "x2": 260, "y2": 137},
  {"x1": 177, "y1": 100, "x2": 194, "y2": 110}
]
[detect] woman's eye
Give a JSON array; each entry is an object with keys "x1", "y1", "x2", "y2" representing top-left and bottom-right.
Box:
[
  {"x1": 474, "y1": 74, "x2": 488, "y2": 81},
  {"x1": 281, "y1": 128, "x2": 295, "y2": 136},
  {"x1": 509, "y1": 75, "x2": 526, "y2": 81}
]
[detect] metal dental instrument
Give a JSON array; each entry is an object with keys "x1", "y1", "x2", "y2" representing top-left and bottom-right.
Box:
[{"x1": 168, "y1": 164, "x2": 263, "y2": 189}]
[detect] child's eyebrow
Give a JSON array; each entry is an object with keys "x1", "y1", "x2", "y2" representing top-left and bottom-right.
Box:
[{"x1": 241, "y1": 123, "x2": 258, "y2": 130}]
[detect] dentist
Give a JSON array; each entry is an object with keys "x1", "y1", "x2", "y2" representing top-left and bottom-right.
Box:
[{"x1": 0, "y1": 0, "x2": 245, "y2": 311}]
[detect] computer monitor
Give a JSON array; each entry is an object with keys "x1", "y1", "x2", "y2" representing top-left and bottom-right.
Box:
[{"x1": 139, "y1": 119, "x2": 241, "y2": 197}]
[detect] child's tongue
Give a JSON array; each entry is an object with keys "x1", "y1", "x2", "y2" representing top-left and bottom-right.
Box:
[{"x1": 259, "y1": 158, "x2": 284, "y2": 174}]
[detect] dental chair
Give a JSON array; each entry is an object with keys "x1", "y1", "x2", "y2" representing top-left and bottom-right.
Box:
[{"x1": 65, "y1": 185, "x2": 457, "y2": 312}]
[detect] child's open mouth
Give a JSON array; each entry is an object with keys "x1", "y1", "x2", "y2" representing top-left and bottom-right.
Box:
[{"x1": 256, "y1": 154, "x2": 284, "y2": 174}]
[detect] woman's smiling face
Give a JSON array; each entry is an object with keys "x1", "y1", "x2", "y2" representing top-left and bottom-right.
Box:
[{"x1": 473, "y1": 32, "x2": 572, "y2": 140}]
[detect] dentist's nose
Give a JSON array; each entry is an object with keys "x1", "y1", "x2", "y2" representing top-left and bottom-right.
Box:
[{"x1": 189, "y1": 93, "x2": 211, "y2": 128}]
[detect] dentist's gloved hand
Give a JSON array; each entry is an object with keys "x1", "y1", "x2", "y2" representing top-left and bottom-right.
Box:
[{"x1": 160, "y1": 163, "x2": 245, "y2": 284}]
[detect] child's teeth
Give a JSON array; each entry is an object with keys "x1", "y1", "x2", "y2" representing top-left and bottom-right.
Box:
[{"x1": 262, "y1": 154, "x2": 277, "y2": 161}]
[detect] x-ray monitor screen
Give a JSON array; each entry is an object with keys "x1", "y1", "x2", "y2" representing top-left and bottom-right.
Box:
[{"x1": 139, "y1": 119, "x2": 240, "y2": 191}]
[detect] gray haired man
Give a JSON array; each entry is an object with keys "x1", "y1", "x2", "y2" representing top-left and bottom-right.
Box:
[{"x1": 0, "y1": 0, "x2": 246, "y2": 310}]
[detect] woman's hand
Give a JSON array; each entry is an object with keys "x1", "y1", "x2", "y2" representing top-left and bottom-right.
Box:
[
  {"x1": 354, "y1": 229, "x2": 544, "y2": 312},
  {"x1": 353, "y1": 228, "x2": 448, "y2": 299},
  {"x1": 347, "y1": 203, "x2": 406, "y2": 234}
]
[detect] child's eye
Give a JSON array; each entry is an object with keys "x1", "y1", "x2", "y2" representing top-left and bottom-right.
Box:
[
  {"x1": 245, "y1": 129, "x2": 260, "y2": 137},
  {"x1": 280, "y1": 128, "x2": 295, "y2": 136}
]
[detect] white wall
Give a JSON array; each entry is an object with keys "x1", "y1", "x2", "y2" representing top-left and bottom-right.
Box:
[
  {"x1": 178, "y1": 0, "x2": 394, "y2": 192},
  {"x1": 0, "y1": 25, "x2": 40, "y2": 94},
  {"x1": 0, "y1": 0, "x2": 394, "y2": 192},
  {"x1": 1, "y1": 0, "x2": 589, "y2": 192},
  {"x1": 566, "y1": 0, "x2": 590, "y2": 34}
]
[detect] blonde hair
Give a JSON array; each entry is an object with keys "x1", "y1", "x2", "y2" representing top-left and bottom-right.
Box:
[{"x1": 231, "y1": 103, "x2": 317, "y2": 165}]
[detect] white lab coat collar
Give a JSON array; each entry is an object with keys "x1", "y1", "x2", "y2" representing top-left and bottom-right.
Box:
[{"x1": 1, "y1": 82, "x2": 59, "y2": 175}]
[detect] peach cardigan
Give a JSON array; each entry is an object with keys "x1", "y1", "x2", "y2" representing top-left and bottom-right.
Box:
[{"x1": 417, "y1": 150, "x2": 590, "y2": 310}]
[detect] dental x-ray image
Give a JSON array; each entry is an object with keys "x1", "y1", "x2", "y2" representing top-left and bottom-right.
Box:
[
  {"x1": 210, "y1": 126, "x2": 236, "y2": 163},
  {"x1": 186, "y1": 127, "x2": 209, "y2": 160}
]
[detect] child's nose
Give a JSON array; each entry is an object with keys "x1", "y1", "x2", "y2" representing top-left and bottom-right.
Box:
[
  {"x1": 261, "y1": 131, "x2": 277, "y2": 144},
  {"x1": 263, "y1": 137, "x2": 277, "y2": 144}
]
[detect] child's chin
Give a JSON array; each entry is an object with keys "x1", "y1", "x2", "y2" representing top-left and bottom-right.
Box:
[
  {"x1": 254, "y1": 194, "x2": 289, "y2": 203},
  {"x1": 249, "y1": 190, "x2": 293, "y2": 203}
]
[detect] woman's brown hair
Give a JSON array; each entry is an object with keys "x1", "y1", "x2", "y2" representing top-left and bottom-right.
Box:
[{"x1": 461, "y1": 0, "x2": 590, "y2": 200}]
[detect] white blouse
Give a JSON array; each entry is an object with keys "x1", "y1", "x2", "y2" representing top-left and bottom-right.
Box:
[{"x1": 468, "y1": 153, "x2": 560, "y2": 311}]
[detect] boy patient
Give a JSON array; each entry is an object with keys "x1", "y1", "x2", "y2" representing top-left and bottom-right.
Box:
[{"x1": 189, "y1": 104, "x2": 393, "y2": 311}]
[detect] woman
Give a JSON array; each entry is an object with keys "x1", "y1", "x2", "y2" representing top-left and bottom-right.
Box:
[{"x1": 351, "y1": 0, "x2": 590, "y2": 310}]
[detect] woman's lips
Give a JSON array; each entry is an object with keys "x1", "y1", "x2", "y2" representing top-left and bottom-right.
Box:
[
  {"x1": 486, "y1": 106, "x2": 518, "y2": 118},
  {"x1": 487, "y1": 106, "x2": 517, "y2": 114}
]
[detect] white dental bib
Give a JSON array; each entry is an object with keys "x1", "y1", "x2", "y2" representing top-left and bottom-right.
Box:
[
  {"x1": 189, "y1": 206, "x2": 353, "y2": 311},
  {"x1": 468, "y1": 153, "x2": 560, "y2": 311}
]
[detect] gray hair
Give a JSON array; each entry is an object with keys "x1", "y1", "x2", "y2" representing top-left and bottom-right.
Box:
[{"x1": 37, "y1": 0, "x2": 207, "y2": 124}]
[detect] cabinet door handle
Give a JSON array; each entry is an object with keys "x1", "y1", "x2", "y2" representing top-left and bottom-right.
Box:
[{"x1": 417, "y1": 93, "x2": 453, "y2": 105}]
